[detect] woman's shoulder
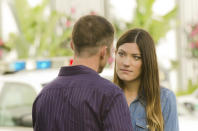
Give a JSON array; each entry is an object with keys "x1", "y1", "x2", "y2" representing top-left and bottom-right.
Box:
[
  {"x1": 160, "y1": 87, "x2": 177, "y2": 107},
  {"x1": 160, "y1": 87, "x2": 175, "y2": 98}
]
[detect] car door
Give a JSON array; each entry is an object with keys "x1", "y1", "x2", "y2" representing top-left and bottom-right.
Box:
[{"x1": 0, "y1": 81, "x2": 37, "y2": 128}]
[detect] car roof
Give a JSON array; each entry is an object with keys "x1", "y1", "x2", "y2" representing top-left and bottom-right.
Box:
[
  {"x1": 0, "y1": 68, "x2": 59, "y2": 85},
  {"x1": 0, "y1": 67, "x2": 114, "y2": 88},
  {"x1": 0, "y1": 78, "x2": 43, "y2": 94}
]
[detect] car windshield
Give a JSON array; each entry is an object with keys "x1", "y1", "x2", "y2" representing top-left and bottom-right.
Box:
[{"x1": 0, "y1": 82, "x2": 37, "y2": 127}]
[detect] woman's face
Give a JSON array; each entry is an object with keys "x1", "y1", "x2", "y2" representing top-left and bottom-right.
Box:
[{"x1": 115, "y1": 43, "x2": 142, "y2": 82}]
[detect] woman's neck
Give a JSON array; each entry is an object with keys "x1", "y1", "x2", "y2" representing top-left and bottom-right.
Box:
[{"x1": 123, "y1": 79, "x2": 141, "y2": 106}]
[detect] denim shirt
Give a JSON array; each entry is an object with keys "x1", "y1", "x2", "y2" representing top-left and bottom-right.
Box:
[{"x1": 129, "y1": 87, "x2": 179, "y2": 131}]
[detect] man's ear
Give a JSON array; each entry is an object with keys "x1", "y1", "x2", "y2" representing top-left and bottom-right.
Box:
[
  {"x1": 70, "y1": 41, "x2": 74, "y2": 50},
  {"x1": 100, "y1": 46, "x2": 107, "y2": 59}
]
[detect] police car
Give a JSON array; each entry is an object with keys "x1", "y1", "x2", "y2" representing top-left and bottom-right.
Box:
[
  {"x1": 0, "y1": 59, "x2": 114, "y2": 131},
  {"x1": 177, "y1": 89, "x2": 198, "y2": 114},
  {"x1": 0, "y1": 60, "x2": 60, "y2": 131}
]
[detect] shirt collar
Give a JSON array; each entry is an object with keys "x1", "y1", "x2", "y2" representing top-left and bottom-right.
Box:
[
  {"x1": 131, "y1": 96, "x2": 146, "y2": 107},
  {"x1": 58, "y1": 65, "x2": 98, "y2": 76},
  {"x1": 139, "y1": 97, "x2": 146, "y2": 106}
]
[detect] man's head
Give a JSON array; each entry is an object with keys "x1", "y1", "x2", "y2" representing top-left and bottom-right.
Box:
[{"x1": 71, "y1": 15, "x2": 114, "y2": 72}]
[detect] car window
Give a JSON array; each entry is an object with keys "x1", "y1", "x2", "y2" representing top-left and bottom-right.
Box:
[{"x1": 0, "y1": 82, "x2": 37, "y2": 127}]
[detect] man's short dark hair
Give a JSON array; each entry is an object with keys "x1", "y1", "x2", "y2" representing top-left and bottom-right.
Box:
[{"x1": 72, "y1": 15, "x2": 114, "y2": 56}]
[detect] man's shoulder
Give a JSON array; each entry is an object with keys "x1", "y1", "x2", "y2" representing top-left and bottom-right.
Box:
[
  {"x1": 40, "y1": 73, "x2": 123, "y2": 97},
  {"x1": 95, "y1": 76, "x2": 122, "y2": 94}
]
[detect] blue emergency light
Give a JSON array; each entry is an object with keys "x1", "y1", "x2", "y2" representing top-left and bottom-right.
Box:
[
  {"x1": 10, "y1": 61, "x2": 26, "y2": 71},
  {"x1": 36, "y1": 60, "x2": 51, "y2": 69}
]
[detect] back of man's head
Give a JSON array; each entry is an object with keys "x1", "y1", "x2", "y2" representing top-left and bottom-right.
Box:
[{"x1": 72, "y1": 15, "x2": 114, "y2": 57}]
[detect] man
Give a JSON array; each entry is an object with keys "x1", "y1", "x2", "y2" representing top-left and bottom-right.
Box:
[{"x1": 32, "y1": 15, "x2": 133, "y2": 131}]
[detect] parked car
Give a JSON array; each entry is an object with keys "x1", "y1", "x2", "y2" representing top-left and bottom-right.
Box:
[
  {"x1": 177, "y1": 89, "x2": 198, "y2": 113},
  {"x1": 0, "y1": 67, "x2": 114, "y2": 131},
  {"x1": 0, "y1": 68, "x2": 59, "y2": 131}
]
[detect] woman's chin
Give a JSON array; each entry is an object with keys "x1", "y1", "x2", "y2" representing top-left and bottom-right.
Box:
[{"x1": 118, "y1": 76, "x2": 132, "y2": 82}]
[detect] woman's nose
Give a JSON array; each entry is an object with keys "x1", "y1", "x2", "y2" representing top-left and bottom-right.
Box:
[{"x1": 123, "y1": 57, "x2": 131, "y2": 66}]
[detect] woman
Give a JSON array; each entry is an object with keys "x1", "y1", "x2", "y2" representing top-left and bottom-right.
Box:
[{"x1": 113, "y1": 28, "x2": 179, "y2": 131}]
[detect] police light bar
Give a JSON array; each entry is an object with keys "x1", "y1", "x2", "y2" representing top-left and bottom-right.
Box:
[
  {"x1": 36, "y1": 60, "x2": 51, "y2": 69},
  {"x1": 10, "y1": 61, "x2": 26, "y2": 71}
]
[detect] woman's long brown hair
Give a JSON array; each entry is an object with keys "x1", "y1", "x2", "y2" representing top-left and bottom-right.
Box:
[{"x1": 113, "y1": 28, "x2": 164, "y2": 131}]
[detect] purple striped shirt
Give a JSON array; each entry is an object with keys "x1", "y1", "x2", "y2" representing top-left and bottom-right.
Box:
[{"x1": 32, "y1": 65, "x2": 133, "y2": 131}]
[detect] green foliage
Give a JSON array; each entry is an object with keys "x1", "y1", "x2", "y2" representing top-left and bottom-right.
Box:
[
  {"x1": 176, "y1": 79, "x2": 198, "y2": 96},
  {"x1": 170, "y1": 60, "x2": 179, "y2": 70},
  {"x1": 5, "y1": 0, "x2": 73, "y2": 58},
  {"x1": 114, "y1": 0, "x2": 178, "y2": 44}
]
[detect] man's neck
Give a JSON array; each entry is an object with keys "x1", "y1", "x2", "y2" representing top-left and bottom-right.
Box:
[{"x1": 72, "y1": 55, "x2": 99, "y2": 72}]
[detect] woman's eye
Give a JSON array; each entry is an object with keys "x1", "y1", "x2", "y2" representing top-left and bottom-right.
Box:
[
  {"x1": 134, "y1": 56, "x2": 141, "y2": 60},
  {"x1": 118, "y1": 52, "x2": 124, "y2": 57}
]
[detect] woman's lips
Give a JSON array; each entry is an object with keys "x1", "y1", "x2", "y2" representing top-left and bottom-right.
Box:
[{"x1": 120, "y1": 69, "x2": 132, "y2": 73}]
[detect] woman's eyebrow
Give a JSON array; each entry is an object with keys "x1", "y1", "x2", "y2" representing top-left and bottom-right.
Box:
[
  {"x1": 131, "y1": 54, "x2": 141, "y2": 56},
  {"x1": 119, "y1": 49, "x2": 141, "y2": 56},
  {"x1": 118, "y1": 49, "x2": 126, "y2": 52}
]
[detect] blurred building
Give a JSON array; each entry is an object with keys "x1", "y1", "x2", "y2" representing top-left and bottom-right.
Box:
[{"x1": 177, "y1": 0, "x2": 198, "y2": 90}]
